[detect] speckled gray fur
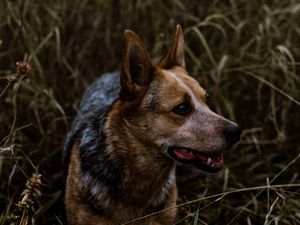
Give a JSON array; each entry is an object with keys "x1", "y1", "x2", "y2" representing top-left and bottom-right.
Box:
[
  {"x1": 63, "y1": 71, "x2": 120, "y2": 169},
  {"x1": 77, "y1": 71, "x2": 120, "y2": 116}
]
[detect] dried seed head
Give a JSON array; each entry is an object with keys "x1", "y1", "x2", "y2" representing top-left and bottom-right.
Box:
[
  {"x1": 25, "y1": 173, "x2": 42, "y2": 197},
  {"x1": 6, "y1": 74, "x2": 18, "y2": 83},
  {"x1": 16, "y1": 61, "x2": 31, "y2": 76},
  {"x1": 6, "y1": 214, "x2": 20, "y2": 223},
  {"x1": 16, "y1": 172, "x2": 42, "y2": 209}
]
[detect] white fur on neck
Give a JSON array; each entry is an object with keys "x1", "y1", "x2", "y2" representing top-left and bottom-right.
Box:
[{"x1": 151, "y1": 166, "x2": 176, "y2": 207}]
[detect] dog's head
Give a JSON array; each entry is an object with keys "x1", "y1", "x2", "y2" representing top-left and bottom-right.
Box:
[{"x1": 118, "y1": 25, "x2": 242, "y2": 173}]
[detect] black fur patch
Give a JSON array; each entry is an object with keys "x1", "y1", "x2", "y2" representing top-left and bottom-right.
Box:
[
  {"x1": 79, "y1": 106, "x2": 124, "y2": 200},
  {"x1": 63, "y1": 72, "x2": 120, "y2": 178}
]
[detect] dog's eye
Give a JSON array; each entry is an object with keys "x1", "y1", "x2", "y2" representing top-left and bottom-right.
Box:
[
  {"x1": 172, "y1": 102, "x2": 193, "y2": 116},
  {"x1": 205, "y1": 93, "x2": 210, "y2": 103}
]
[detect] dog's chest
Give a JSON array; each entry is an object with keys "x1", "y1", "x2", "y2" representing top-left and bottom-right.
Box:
[{"x1": 150, "y1": 166, "x2": 176, "y2": 207}]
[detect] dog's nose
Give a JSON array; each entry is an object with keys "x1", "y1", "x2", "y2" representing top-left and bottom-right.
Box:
[{"x1": 224, "y1": 124, "x2": 242, "y2": 144}]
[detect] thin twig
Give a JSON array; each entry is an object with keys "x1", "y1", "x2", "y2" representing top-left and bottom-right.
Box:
[
  {"x1": 0, "y1": 82, "x2": 11, "y2": 98},
  {"x1": 227, "y1": 152, "x2": 300, "y2": 225},
  {"x1": 121, "y1": 183, "x2": 300, "y2": 225}
]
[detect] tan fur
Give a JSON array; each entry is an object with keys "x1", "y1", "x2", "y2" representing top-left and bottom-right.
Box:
[
  {"x1": 65, "y1": 143, "x2": 115, "y2": 225},
  {"x1": 65, "y1": 142, "x2": 177, "y2": 225}
]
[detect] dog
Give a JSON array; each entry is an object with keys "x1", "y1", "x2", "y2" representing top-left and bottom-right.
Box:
[{"x1": 64, "y1": 25, "x2": 242, "y2": 225}]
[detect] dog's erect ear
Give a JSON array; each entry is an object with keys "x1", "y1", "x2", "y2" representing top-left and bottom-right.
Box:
[
  {"x1": 160, "y1": 25, "x2": 185, "y2": 69},
  {"x1": 120, "y1": 30, "x2": 155, "y2": 102}
]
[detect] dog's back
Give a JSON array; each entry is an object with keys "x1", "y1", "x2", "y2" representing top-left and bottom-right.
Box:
[{"x1": 64, "y1": 71, "x2": 119, "y2": 170}]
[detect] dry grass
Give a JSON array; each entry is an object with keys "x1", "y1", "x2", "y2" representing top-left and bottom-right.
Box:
[{"x1": 0, "y1": 0, "x2": 300, "y2": 224}]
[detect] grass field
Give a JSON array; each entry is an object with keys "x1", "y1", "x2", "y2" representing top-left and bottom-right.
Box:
[{"x1": 1, "y1": 0, "x2": 300, "y2": 224}]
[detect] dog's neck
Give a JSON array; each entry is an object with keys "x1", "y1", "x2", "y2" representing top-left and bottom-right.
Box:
[
  {"x1": 79, "y1": 107, "x2": 176, "y2": 212},
  {"x1": 107, "y1": 111, "x2": 176, "y2": 207}
]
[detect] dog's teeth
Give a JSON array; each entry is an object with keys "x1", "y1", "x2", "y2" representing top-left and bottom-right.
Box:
[{"x1": 207, "y1": 157, "x2": 211, "y2": 165}]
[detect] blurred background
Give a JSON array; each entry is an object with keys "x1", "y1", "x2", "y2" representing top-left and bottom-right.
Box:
[{"x1": 0, "y1": 0, "x2": 299, "y2": 224}]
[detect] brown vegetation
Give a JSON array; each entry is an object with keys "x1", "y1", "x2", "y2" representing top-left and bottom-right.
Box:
[{"x1": 0, "y1": 0, "x2": 299, "y2": 224}]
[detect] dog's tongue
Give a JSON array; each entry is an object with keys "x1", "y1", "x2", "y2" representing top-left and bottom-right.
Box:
[
  {"x1": 173, "y1": 149, "x2": 224, "y2": 167},
  {"x1": 173, "y1": 149, "x2": 194, "y2": 160}
]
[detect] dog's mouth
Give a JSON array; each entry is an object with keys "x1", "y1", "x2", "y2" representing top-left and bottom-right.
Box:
[{"x1": 167, "y1": 147, "x2": 224, "y2": 173}]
